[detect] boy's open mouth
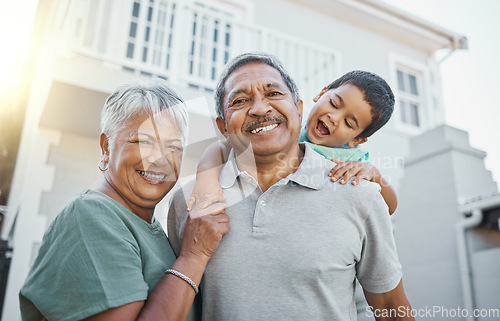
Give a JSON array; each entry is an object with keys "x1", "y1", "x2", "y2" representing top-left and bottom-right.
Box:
[{"x1": 315, "y1": 120, "x2": 330, "y2": 136}]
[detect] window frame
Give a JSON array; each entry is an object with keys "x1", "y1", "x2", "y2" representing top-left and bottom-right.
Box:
[{"x1": 389, "y1": 54, "x2": 431, "y2": 135}]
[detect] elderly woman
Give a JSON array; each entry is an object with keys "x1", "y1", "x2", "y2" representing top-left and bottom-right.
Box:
[{"x1": 19, "y1": 79, "x2": 229, "y2": 321}]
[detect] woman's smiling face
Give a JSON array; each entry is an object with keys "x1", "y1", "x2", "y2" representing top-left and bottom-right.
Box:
[{"x1": 103, "y1": 110, "x2": 183, "y2": 210}]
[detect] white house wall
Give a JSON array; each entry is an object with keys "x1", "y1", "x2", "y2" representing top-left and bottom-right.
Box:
[
  {"x1": 471, "y1": 248, "x2": 500, "y2": 319},
  {"x1": 39, "y1": 132, "x2": 102, "y2": 227},
  {"x1": 249, "y1": 0, "x2": 434, "y2": 78},
  {"x1": 2, "y1": 128, "x2": 61, "y2": 321},
  {"x1": 362, "y1": 128, "x2": 409, "y2": 193},
  {"x1": 395, "y1": 125, "x2": 499, "y2": 316}
]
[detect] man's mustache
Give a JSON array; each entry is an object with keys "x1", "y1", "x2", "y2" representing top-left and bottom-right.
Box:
[{"x1": 242, "y1": 115, "x2": 286, "y2": 132}]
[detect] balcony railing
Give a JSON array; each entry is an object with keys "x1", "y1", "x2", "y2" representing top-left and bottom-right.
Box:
[{"x1": 60, "y1": 0, "x2": 339, "y2": 104}]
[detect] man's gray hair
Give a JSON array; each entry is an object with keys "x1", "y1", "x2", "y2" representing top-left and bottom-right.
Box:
[
  {"x1": 214, "y1": 52, "x2": 300, "y2": 119},
  {"x1": 101, "y1": 78, "x2": 189, "y2": 145}
]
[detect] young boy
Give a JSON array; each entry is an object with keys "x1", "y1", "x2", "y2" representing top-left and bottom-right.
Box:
[{"x1": 188, "y1": 70, "x2": 397, "y2": 214}]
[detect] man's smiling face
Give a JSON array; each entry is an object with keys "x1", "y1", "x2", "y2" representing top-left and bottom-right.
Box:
[{"x1": 216, "y1": 63, "x2": 303, "y2": 158}]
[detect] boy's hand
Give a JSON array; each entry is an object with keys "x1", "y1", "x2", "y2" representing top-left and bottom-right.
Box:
[
  {"x1": 187, "y1": 182, "x2": 223, "y2": 212},
  {"x1": 329, "y1": 158, "x2": 381, "y2": 186}
]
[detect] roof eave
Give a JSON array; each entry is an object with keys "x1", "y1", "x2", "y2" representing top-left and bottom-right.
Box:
[
  {"x1": 355, "y1": 0, "x2": 468, "y2": 50},
  {"x1": 295, "y1": 0, "x2": 468, "y2": 52}
]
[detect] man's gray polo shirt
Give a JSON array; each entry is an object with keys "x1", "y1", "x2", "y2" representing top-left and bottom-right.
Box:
[{"x1": 168, "y1": 143, "x2": 402, "y2": 321}]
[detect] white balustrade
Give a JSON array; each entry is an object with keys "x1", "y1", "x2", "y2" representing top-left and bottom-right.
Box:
[{"x1": 62, "y1": 0, "x2": 339, "y2": 102}]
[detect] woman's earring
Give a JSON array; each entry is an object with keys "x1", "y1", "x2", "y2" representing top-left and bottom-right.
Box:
[{"x1": 98, "y1": 158, "x2": 108, "y2": 172}]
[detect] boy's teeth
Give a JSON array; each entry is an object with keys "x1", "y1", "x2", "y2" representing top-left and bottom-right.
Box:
[
  {"x1": 137, "y1": 170, "x2": 166, "y2": 181},
  {"x1": 250, "y1": 123, "x2": 278, "y2": 134}
]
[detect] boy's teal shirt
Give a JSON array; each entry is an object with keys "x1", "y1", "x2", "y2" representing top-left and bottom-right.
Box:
[{"x1": 298, "y1": 126, "x2": 369, "y2": 162}]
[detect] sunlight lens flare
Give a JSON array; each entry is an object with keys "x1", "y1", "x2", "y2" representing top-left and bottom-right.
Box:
[{"x1": 0, "y1": 2, "x2": 36, "y2": 97}]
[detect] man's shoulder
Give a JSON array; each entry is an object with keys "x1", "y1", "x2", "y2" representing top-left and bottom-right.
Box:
[
  {"x1": 168, "y1": 179, "x2": 195, "y2": 224},
  {"x1": 319, "y1": 174, "x2": 382, "y2": 200},
  {"x1": 309, "y1": 155, "x2": 384, "y2": 210},
  {"x1": 167, "y1": 180, "x2": 196, "y2": 255},
  {"x1": 170, "y1": 178, "x2": 196, "y2": 206}
]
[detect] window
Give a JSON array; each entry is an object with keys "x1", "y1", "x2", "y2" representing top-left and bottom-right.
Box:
[
  {"x1": 187, "y1": 1, "x2": 242, "y2": 84},
  {"x1": 126, "y1": 0, "x2": 177, "y2": 71},
  {"x1": 122, "y1": 0, "x2": 250, "y2": 86},
  {"x1": 126, "y1": 1, "x2": 141, "y2": 59},
  {"x1": 396, "y1": 68, "x2": 422, "y2": 127}
]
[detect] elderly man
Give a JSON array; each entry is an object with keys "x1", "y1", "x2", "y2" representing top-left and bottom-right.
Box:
[{"x1": 168, "y1": 52, "x2": 413, "y2": 320}]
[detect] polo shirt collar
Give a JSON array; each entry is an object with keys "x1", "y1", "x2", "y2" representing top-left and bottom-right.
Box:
[
  {"x1": 219, "y1": 143, "x2": 326, "y2": 190},
  {"x1": 219, "y1": 149, "x2": 243, "y2": 189},
  {"x1": 286, "y1": 143, "x2": 325, "y2": 190}
]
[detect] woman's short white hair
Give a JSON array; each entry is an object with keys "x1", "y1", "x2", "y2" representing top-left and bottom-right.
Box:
[{"x1": 101, "y1": 78, "x2": 189, "y2": 145}]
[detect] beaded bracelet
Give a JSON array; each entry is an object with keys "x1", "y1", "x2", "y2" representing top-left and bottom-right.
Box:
[{"x1": 165, "y1": 269, "x2": 199, "y2": 294}]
